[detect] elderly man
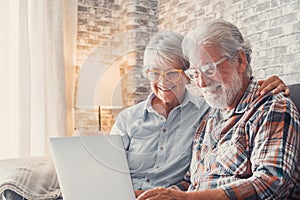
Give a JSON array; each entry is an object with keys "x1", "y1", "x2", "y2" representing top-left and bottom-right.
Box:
[{"x1": 137, "y1": 20, "x2": 300, "y2": 200}]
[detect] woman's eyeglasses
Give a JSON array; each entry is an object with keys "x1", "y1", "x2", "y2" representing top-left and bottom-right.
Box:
[
  {"x1": 146, "y1": 68, "x2": 183, "y2": 83},
  {"x1": 185, "y1": 57, "x2": 228, "y2": 80}
]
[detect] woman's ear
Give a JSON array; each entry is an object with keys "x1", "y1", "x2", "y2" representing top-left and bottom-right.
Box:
[
  {"x1": 187, "y1": 77, "x2": 191, "y2": 84},
  {"x1": 184, "y1": 73, "x2": 191, "y2": 84}
]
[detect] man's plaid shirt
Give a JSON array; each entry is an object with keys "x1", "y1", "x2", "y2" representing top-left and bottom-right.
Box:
[{"x1": 185, "y1": 78, "x2": 300, "y2": 199}]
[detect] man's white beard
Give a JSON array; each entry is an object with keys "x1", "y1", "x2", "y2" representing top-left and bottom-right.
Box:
[{"x1": 202, "y1": 73, "x2": 243, "y2": 109}]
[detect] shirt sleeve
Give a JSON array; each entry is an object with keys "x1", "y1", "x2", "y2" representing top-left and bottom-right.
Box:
[
  {"x1": 110, "y1": 110, "x2": 131, "y2": 150},
  {"x1": 221, "y1": 95, "x2": 300, "y2": 199}
]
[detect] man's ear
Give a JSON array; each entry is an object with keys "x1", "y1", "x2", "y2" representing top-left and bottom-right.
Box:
[{"x1": 237, "y1": 50, "x2": 247, "y2": 73}]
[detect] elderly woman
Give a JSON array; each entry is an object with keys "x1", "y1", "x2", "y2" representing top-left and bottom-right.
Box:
[
  {"x1": 110, "y1": 30, "x2": 288, "y2": 196},
  {"x1": 111, "y1": 31, "x2": 209, "y2": 194}
]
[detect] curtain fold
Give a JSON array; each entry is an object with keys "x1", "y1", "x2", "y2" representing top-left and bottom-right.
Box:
[{"x1": 0, "y1": 0, "x2": 77, "y2": 159}]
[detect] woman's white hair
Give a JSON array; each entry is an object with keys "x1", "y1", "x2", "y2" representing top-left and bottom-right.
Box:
[
  {"x1": 182, "y1": 20, "x2": 252, "y2": 77},
  {"x1": 143, "y1": 30, "x2": 189, "y2": 75}
]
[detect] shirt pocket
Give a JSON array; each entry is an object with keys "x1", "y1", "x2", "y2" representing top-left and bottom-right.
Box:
[
  {"x1": 215, "y1": 140, "x2": 249, "y2": 175},
  {"x1": 126, "y1": 151, "x2": 155, "y2": 173},
  {"x1": 127, "y1": 135, "x2": 158, "y2": 172}
]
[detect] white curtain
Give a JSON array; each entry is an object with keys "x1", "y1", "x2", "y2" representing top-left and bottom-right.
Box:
[{"x1": 0, "y1": 0, "x2": 77, "y2": 159}]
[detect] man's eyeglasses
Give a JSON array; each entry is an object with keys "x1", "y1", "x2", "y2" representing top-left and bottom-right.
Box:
[
  {"x1": 185, "y1": 57, "x2": 228, "y2": 80},
  {"x1": 146, "y1": 69, "x2": 183, "y2": 83}
]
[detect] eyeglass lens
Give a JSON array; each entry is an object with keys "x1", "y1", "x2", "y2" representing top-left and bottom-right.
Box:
[{"x1": 147, "y1": 69, "x2": 182, "y2": 82}]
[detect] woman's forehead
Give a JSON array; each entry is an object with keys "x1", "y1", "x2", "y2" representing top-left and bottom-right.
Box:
[
  {"x1": 144, "y1": 49, "x2": 186, "y2": 70},
  {"x1": 146, "y1": 63, "x2": 182, "y2": 71}
]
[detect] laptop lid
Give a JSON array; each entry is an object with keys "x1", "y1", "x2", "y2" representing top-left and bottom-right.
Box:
[{"x1": 49, "y1": 135, "x2": 135, "y2": 200}]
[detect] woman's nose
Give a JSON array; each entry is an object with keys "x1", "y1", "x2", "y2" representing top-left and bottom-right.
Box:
[{"x1": 158, "y1": 73, "x2": 169, "y2": 84}]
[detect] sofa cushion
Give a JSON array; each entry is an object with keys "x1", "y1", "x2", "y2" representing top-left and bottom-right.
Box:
[{"x1": 0, "y1": 156, "x2": 61, "y2": 200}]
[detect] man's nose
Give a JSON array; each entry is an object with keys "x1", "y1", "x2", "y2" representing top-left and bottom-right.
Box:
[{"x1": 197, "y1": 73, "x2": 210, "y2": 88}]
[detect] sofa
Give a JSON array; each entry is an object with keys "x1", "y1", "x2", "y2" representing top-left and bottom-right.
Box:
[{"x1": 288, "y1": 83, "x2": 300, "y2": 112}]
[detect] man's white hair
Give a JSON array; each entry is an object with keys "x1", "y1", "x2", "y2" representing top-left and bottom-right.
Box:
[{"x1": 182, "y1": 20, "x2": 253, "y2": 78}]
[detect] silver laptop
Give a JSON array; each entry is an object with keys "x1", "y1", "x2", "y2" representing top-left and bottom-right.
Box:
[{"x1": 49, "y1": 135, "x2": 135, "y2": 200}]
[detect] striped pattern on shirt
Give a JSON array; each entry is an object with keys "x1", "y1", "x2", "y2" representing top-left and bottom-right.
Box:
[{"x1": 188, "y1": 79, "x2": 300, "y2": 199}]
